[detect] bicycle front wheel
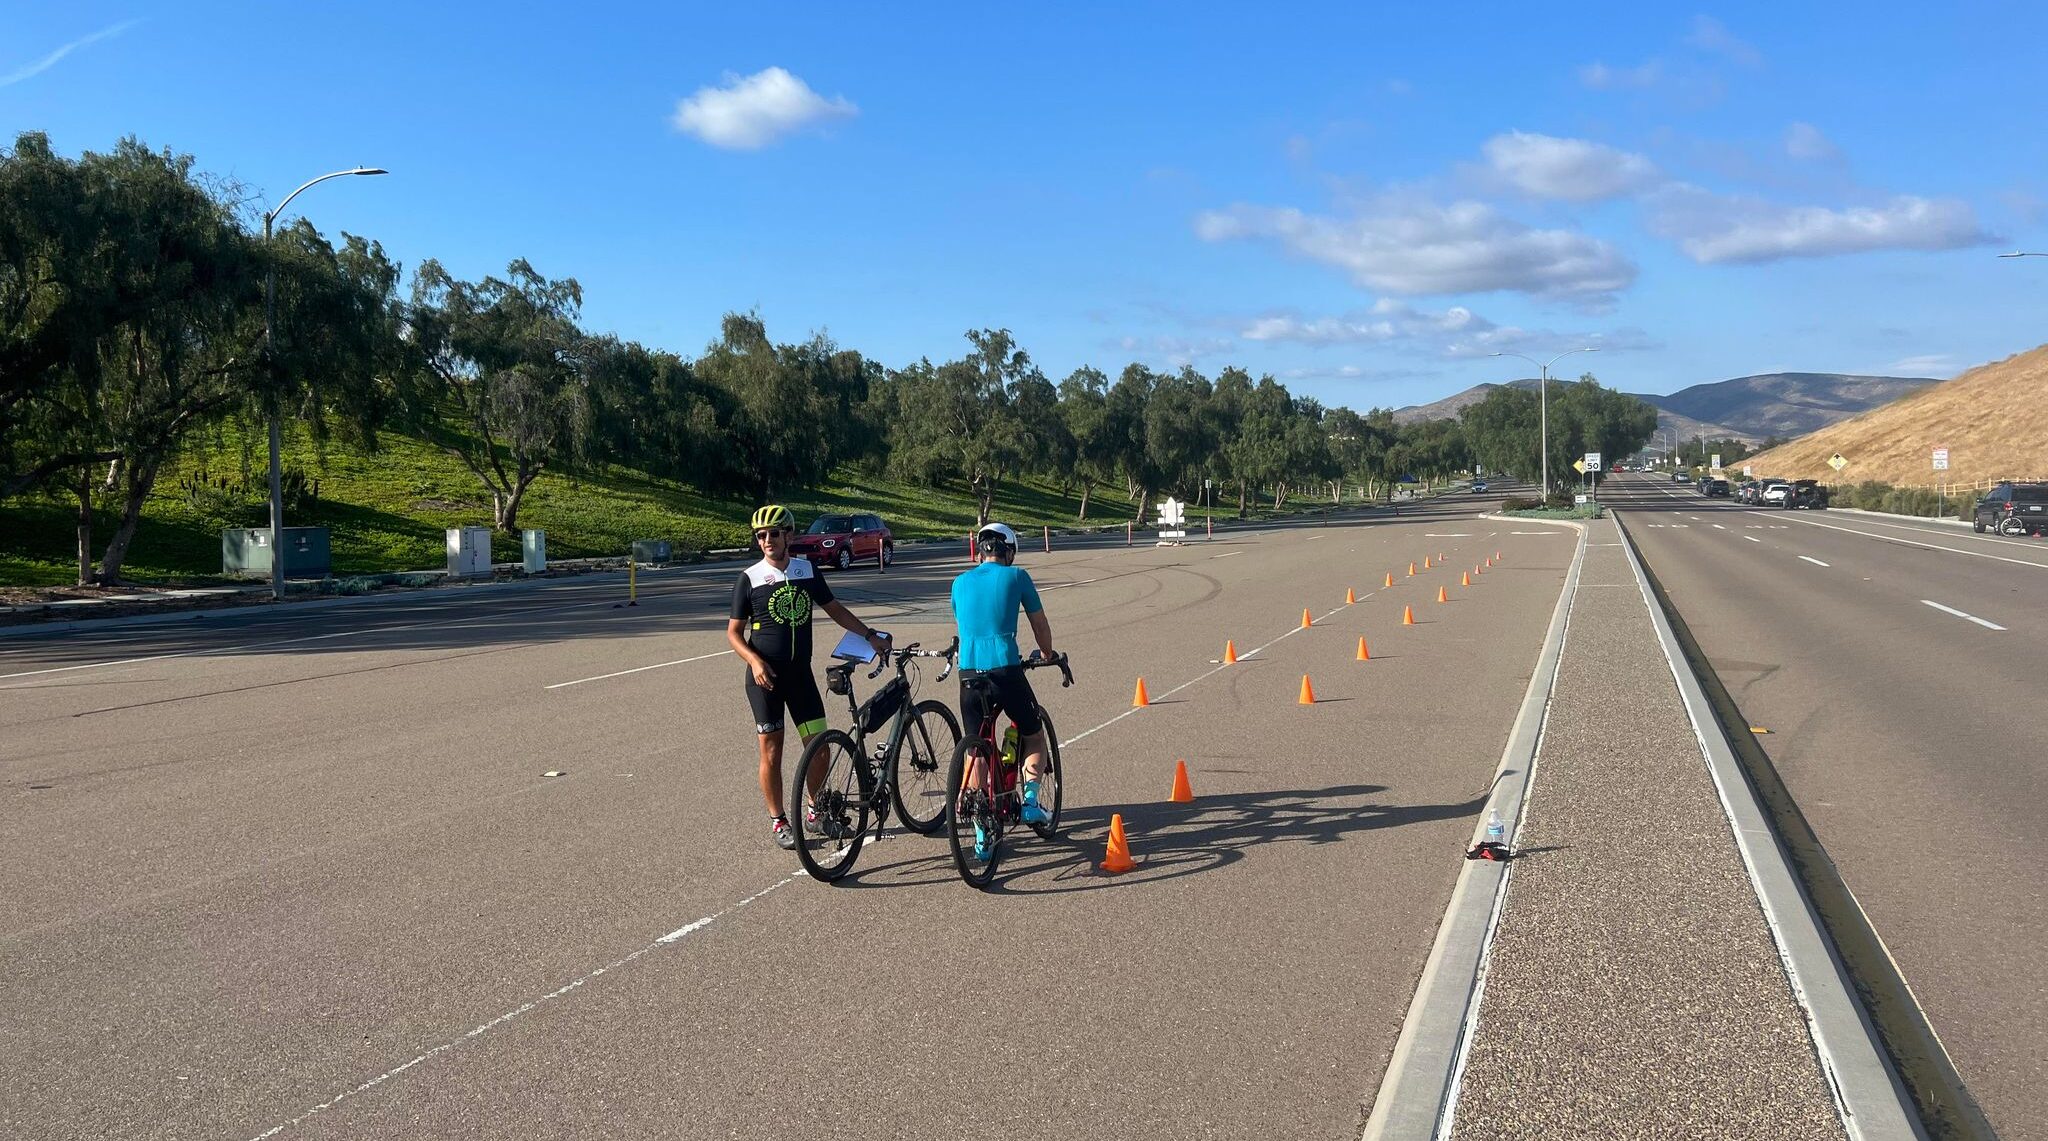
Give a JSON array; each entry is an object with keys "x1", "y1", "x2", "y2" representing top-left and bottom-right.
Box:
[
  {"x1": 1027, "y1": 710, "x2": 1063, "y2": 840},
  {"x1": 945, "y1": 736, "x2": 1002, "y2": 889},
  {"x1": 890, "y1": 699, "x2": 959, "y2": 835},
  {"x1": 789, "y1": 730, "x2": 871, "y2": 883}
]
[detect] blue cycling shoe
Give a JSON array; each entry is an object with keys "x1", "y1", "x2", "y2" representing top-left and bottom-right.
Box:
[
  {"x1": 973, "y1": 818, "x2": 994, "y2": 861},
  {"x1": 1020, "y1": 779, "x2": 1050, "y2": 825}
]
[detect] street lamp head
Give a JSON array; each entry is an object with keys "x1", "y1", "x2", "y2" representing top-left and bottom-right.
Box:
[{"x1": 351, "y1": 167, "x2": 389, "y2": 176}]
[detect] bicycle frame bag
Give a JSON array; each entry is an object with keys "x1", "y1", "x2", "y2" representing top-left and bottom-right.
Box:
[{"x1": 857, "y1": 675, "x2": 909, "y2": 734}]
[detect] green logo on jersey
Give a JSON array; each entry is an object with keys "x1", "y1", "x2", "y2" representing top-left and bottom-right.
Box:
[{"x1": 767, "y1": 581, "x2": 812, "y2": 627}]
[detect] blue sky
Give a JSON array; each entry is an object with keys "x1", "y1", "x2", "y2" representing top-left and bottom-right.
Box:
[{"x1": 8, "y1": 2, "x2": 2047, "y2": 410}]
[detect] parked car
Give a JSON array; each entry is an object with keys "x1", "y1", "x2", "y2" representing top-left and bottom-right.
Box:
[
  {"x1": 1672, "y1": 471, "x2": 1689, "y2": 483},
  {"x1": 1783, "y1": 479, "x2": 1828, "y2": 509},
  {"x1": 1973, "y1": 481, "x2": 2048, "y2": 534},
  {"x1": 1735, "y1": 480, "x2": 1761, "y2": 504},
  {"x1": 1706, "y1": 479, "x2": 1731, "y2": 497},
  {"x1": 1759, "y1": 480, "x2": 1792, "y2": 507},
  {"x1": 789, "y1": 512, "x2": 894, "y2": 570}
]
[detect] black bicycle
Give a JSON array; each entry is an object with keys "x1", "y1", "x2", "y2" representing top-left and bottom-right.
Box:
[
  {"x1": 945, "y1": 653, "x2": 1074, "y2": 889},
  {"x1": 788, "y1": 638, "x2": 962, "y2": 883}
]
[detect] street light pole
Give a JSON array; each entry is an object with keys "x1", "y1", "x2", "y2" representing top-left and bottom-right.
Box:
[
  {"x1": 263, "y1": 167, "x2": 387, "y2": 600},
  {"x1": 1493, "y1": 347, "x2": 1599, "y2": 494}
]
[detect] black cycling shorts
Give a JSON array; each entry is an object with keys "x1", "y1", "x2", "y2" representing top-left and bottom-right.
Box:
[
  {"x1": 744, "y1": 664, "x2": 827, "y2": 737},
  {"x1": 959, "y1": 665, "x2": 1042, "y2": 738}
]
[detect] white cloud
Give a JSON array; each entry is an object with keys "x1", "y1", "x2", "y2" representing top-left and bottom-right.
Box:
[
  {"x1": 1110, "y1": 334, "x2": 1234, "y2": 366},
  {"x1": 1240, "y1": 300, "x2": 1657, "y2": 360},
  {"x1": 1578, "y1": 60, "x2": 1663, "y2": 90},
  {"x1": 670, "y1": 67, "x2": 856, "y2": 149},
  {"x1": 1194, "y1": 198, "x2": 1636, "y2": 304},
  {"x1": 1783, "y1": 122, "x2": 1843, "y2": 163},
  {"x1": 1647, "y1": 184, "x2": 1994, "y2": 263},
  {"x1": 1482, "y1": 131, "x2": 1661, "y2": 201},
  {"x1": 1687, "y1": 16, "x2": 1762, "y2": 67},
  {"x1": 1279, "y1": 364, "x2": 1430, "y2": 382},
  {"x1": 1884, "y1": 354, "x2": 1961, "y2": 377},
  {"x1": 1, "y1": 19, "x2": 138, "y2": 87}
]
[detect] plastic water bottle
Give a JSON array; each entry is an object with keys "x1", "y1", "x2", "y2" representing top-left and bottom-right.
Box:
[
  {"x1": 1001, "y1": 726, "x2": 1020, "y2": 791},
  {"x1": 1485, "y1": 810, "x2": 1505, "y2": 846}
]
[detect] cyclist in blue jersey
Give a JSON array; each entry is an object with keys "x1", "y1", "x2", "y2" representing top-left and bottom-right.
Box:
[{"x1": 950, "y1": 523, "x2": 1057, "y2": 826}]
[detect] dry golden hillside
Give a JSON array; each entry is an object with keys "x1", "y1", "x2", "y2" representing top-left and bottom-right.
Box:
[{"x1": 1743, "y1": 344, "x2": 2048, "y2": 487}]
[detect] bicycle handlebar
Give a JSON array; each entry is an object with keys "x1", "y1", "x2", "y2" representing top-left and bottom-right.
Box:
[{"x1": 1023, "y1": 651, "x2": 1075, "y2": 688}]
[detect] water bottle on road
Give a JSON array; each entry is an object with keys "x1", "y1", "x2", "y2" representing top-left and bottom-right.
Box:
[{"x1": 1485, "y1": 810, "x2": 1505, "y2": 846}]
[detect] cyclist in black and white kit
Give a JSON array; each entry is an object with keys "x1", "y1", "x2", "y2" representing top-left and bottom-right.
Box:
[{"x1": 727, "y1": 504, "x2": 892, "y2": 852}]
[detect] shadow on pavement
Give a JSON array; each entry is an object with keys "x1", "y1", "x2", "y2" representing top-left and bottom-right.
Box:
[{"x1": 841, "y1": 781, "x2": 1488, "y2": 894}]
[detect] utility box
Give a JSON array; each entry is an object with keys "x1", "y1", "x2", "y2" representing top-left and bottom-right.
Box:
[
  {"x1": 447, "y1": 526, "x2": 493, "y2": 577},
  {"x1": 521, "y1": 529, "x2": 547, "y2": 574},
  {"x1": 631, "y1": 539, "x2": 672, "y2": 564},
  {"x1": 222, "y1": 527, "x2": 331, "y2": 579}
]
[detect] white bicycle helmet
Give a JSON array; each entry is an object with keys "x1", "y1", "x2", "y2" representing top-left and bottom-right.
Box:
[{"x1": 976, "y1": 522, "x2": 1019, "y2": 553}]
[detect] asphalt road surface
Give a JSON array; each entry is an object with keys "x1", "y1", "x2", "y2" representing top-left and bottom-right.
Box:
[
  {"x1": 3, "y1": 497, "x2": 1563, "y2": 1140},
  {"x1": 1612, "y1": 471, "x2": 2046, "y2": 1140}
]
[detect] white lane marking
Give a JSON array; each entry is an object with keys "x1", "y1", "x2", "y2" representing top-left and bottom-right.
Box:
[
  {"x1": 1424, "y1": 533, "x2": 1473, "y2": 537},
  {"x1": 1782, "y1": 515, "x2": 2048, "y2": 571},
  {"x1": 1920, "y1": 600, "x2": 2007, "y2": 631},
  {"x1": 1798, "y1": 556, "x2": 1830, "y2": 567},
  {"x1": 1306, "y1": 535, "x2": 1327, "y2": 541},
  {"x1": 1744, "y1": 536, "x2": 1762, "y2": 543},
  {"x1": 1211, "y1": 551, "x2": 1242, "y2": 559},
  {"x1": 545, "y1": 650, "x2": 735, "y2": 690},
  {"x1": 1509, "y1": 531, "x2": 1561, "y2": 536},
  {"x1": 246, "y1": 874, "x2": 797, "y2": 1141},
  {"x1": 1830, "y1": 513, "x2": 2043, "y2": 550},
  {"x1": 1711, "y1": 524, "x2": 1727, "y2": 530}
]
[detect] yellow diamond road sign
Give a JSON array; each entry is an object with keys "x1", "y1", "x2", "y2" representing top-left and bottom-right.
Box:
[
  {"x1": 1571, "y1": 458, "x2": 1588, "y2": 474},
  {"x1": 1828, "y1": 453, "x2": 1847, "y2": 472}
]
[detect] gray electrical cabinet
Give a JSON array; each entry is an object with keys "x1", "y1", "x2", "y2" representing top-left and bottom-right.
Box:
[
  {"x1": 222, "y1": 527, "x2": 331, "y2": 578},
  {"x1": 521, "y1": 529, "x2": 547, "y2": 573}
]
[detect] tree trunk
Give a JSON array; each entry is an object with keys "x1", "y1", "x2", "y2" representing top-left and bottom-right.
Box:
[
  {"x1": 75, "y1": 466, "x2": 93, "y2": 587},
  {"x1": 1076, "y1": 480, "x2": 1092, "y2": 522},
  {"x1": 95, "y1": 457, "x2": 162, "y2": 586},
  {"x1": 1236, "y1": 480, "x2": 1246, "y2": 519},
  {"x1": 499, "y1": 478, "x2": 533, "y2": 534},
  {"x1": 1131, "y1": 485, "x2": 1149, "y2": 525},
  {"x1": 1272, "y1": 482, "x2": 1285, "y2": 509}
]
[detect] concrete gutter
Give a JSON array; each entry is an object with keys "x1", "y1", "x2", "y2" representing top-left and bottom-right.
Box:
[
  {"x1": 1614, "y1": 515, "x2": 1924, "y2": 1141},
  {"x1": 1360, "y1": 515, "x2": 1588, "y2": 1140}
]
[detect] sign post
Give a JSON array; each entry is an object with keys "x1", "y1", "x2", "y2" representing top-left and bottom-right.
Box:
[{"x1": 1583, "y1": 453, "x2": 1603, "y2": 505}]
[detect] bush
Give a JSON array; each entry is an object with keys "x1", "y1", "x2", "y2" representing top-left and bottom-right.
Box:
[
  {"x1": 1826, "y1": 480, "x2": 1969, "y2": 519},
  {"x1": 1501, "y1": 496, "x2": 1544, "y2": 511}
]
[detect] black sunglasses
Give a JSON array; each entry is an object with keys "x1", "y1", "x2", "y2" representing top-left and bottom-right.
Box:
[{"x1": 755, "y1": 528, "x2": 790, "y2": 540}]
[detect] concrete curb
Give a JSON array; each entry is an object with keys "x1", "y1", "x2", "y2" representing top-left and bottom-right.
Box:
[
  {"x1": 1360, "y1": 516, "x2": 1588, "y2": 1141},
  {"x1": 1613, "y1": 514, "x2": 1925, "y2": 1141}
]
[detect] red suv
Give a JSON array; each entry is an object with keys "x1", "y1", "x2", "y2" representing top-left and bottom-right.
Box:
[{"x1": 790, "y1": 512, "x2": 894, "y2": 570}]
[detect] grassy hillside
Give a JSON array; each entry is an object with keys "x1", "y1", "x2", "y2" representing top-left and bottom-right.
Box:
[
  {"x1": 1743, "y1": 344, "x2": 2048, "y2": 488},
  {"x1": 0, "y1": 428, "x2": 1292, "y2": 587}
]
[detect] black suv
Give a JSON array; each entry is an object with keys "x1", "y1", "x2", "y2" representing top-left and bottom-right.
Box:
[
  {"x1": 1705, "y1": 478, "x2": 1731, "y2": 497},
  {"x1": 1783, "y1": 479, "x2": 1828, "y2": 509},
  {"x1": 1973, "y1": 482, "x2": 2048, "y2": 534}
]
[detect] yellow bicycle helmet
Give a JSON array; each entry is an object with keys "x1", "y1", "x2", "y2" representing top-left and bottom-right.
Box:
[{"x1": 750, "y1": 504, "x2": 793, "y2": 532}]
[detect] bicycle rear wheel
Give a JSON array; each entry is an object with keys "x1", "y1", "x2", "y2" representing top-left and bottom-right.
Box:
[
  {"x1": 890, "y1": 699, "x2": 959, "y2": 835},
  {"x1": 1027, "y1": 710, "x2": 1063, "y2": 840},
  {"x1": 789, "y1": 730, "x2": 871, "y2": 883},
  {"x1": 945, "y1": 736, "x2": 1002, "y2": 889}
]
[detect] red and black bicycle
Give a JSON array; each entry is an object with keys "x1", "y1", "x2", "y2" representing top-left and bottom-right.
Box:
[{"x1": 944, "y1": 652, "x2": 1073, "y2": 889}]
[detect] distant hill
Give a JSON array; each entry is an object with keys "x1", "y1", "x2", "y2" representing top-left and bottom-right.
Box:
[
  {"x1": 1393, "y1": 372, "x2": 1933, "y2": 448},
  {"x1": 1655, "y1": 373, "x2": 1933, "y2": 439},
  {"x1": 1742, "y1": 347, "x2": 2048, "y2": 487}
]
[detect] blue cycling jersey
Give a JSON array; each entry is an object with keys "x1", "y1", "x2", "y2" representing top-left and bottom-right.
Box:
[{"x1": 950, "y1": 561, "x2": 1043, "y2": 672}]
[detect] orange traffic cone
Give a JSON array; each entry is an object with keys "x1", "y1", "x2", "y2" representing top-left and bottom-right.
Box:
[
  {"x1": 1424, "y1": 556, "x2": 1433, "y2": 569},
  {"x1": 1301, "y1": 607, "x2": 1313, "y2": 629},
  {"x1": 1223, "y1": 640, "x2": 1238, "y2": 665},
  {"x1": 1403, "y1": 605, "x2": 1416, "y2": 625},
  {"x1": 1408, "y1": 562, "x2": 1417, "y2": 576},
  {"x1": 1345, "y1": 587, "x2": 1356, "y2": 605},
  {"x1": 1101, "y1": 814, "x2": 1136, "y2": 873},
  {"x1": 1384, "y1": 572, "x2": 1395, "y2": 588},
  {"x1": 1132, "y1": 677, "x2": 1151, "y2": 707},
  {"x1": 1485, "y1": 557, "x2": 1493, "y2": 568},
  {"x1": 1298, "y1": 674, "x2": 1317, "y2": 704},
  {"x1": 1438, "y1": 585, "x2": 1450, "y2": 603},
  {"x1": 1356, "y1": 636, "x2": 1371, "y2": 661},
  {"x1": 1462, "y1": 572, "x2": 1471, "y2": 587},
  {"x1": 1169, "y1": 759, "x2": 1195, "y2": 803},
  {"x1": 1495, "y1": 550, "x2": 1502, "y2": 561}
]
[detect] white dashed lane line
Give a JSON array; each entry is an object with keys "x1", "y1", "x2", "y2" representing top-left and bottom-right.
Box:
[
  {"x1": 1921, "y1": 600, "x2": 2007, "y2": 631},
  {"x1": 1798, "y1": 556, "x2": 1830, "y2": 567},
  {"x1": 1744, "y1": 536, "x2": 1762, "y2": 543}
]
